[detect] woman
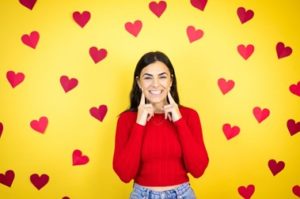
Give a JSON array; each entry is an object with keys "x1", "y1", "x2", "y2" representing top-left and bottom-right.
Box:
[{"x1": 113, "y1": 51, "x2": 209, "y2": 199}]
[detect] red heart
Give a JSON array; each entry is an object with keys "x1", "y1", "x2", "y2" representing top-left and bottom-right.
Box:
[
  {"x1": 238, "y1": 184, "x2": 255, "y2": 199},
  {"x1": 293, "y1": 185, "x2": 300, "y2": 197},
  {"x1": 0, "y1": 122, "x2": 3, "y2": 138},
  {"x1": 19, "y1": 0, "x2": 37, "y2": 10},
  {"x1": 186, "y1": 26, "x2": 204, "y2": 43},
  {"x1": 72, "y1": 11, "x2": 91, "y2": 28},
  {"x1": 30, "y1": 116, "x2": 48, "y2": 133},
  {"x1": 60, "y1": 75, "x2": 78, "y2": 93},
  {"x1": 72, "y1": 149, "x2": 89, "y2": 166},
  {"x1": 30, "y1": 174, "x2": 49, "y2": 190},
  {"x1": 237, "y1": 7, "x2": 254, "y2": 24},
  {"x1": 149, "y1": 1, "x2": 167, "y2": 17},
  {"x1": 90, "y1": 105, "x2": 108, "y2": 122},
  {"x1": 218, "y1": 78, "x2": 235, "y2": 95},
  {"x1": 125, "y1": 20, "x2": 143, "y2": 37},
  {"x1": 253, "y1": 107, "x2": 270, "y2": 123},
  {"x1": 276, "y1": 42, "x2": 292, "y2": 59},
  {"x1": 268, "y1": 159, "x2": 285, "y2": 176},
  {"x1": 6, "y1": 71, "x2": 25, "y2": 88},
  {"x1": 289, "y1": 81, "x2": 300, "y2": 97},
  {"x1": 190, "y1": 0, "x2": 207, "y2": 11},
  {"x1": 89, "y1": 47, "x2": 107, "y2": 64},
  {"x1": 237, "y1": 44, "x2": 254, "y2": 60},
  {"x1": 287, "y1": 119, "x2": 300, "y2": 136},
  {"x1": 223, "y1": 123, "x2": 240, "y2": 140},
  {"x1": 21, "y1": 31, "x2": 39, "y2": 49},
  {"x1": 0, "y1": 170, "x2": 15, "y2": 187}
]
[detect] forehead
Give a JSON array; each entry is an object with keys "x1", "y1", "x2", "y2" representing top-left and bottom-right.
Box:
[{"x1": 140, "y1": 61, "x2": 170, "y2": 75}]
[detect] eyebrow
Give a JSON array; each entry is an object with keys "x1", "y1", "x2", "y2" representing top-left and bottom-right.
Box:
[{"x1": 142, "y1": 72, "x2": 168, "y2": 77}]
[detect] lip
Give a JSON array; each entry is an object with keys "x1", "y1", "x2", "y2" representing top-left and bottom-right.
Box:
[{"x1": 149, "y1": 90, "x2": 163, "y2": 95}]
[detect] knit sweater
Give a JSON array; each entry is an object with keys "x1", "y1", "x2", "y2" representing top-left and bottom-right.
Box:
[{"x1": 113, "y1": 106, "x2": 209, "y2": 186}]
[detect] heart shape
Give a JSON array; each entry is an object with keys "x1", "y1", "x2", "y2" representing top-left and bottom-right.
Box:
[
  {"x1": 293, "y1": 185, "x2": 300, "y2": 197},
  {"x1": 253, "y1": 107, "x2": 270, "y2": 123},
  {"x1": 0, "y1": 170, "x2": 15, "y2": 187},
  {"x1": 149, "y1": 1, "x2": 167, "y2": 17},
  {"x1": 186, "y1": 26, "x2": 204, "y2": 43},
  {"x1": 90, "y1": 105, "x2": 108, "y2": 122},
  {"x1": 60, "y1": 75, "x2": 78, "y2": 93},
  {"x1": 237, "y1": 7, "x2": 254, "y2": 24},
  {"x1": 72, "y1": 11, "x2": 91, "y2": 28},
  {"x1": 30, "y1": 116, "x2": 48, "y2": 134},
  {"x1": 237, "y1": 44, "x2": 254, "y2": 60},
  {"x1": 72, "y1": 149, "x2": 89, "y2": 166},
  {"x1": 19, "y1": 0, "x2": 37, "y2": 10},
  {"x1": 289, "y1": 81, "x2": 300, "y2": 97},
  {"x1": 30, "y1": 174, "x2": 49, "y2": 190},
  {"x1": 223, "y1": 123, "x2": 240, "y2": 140},
  {"x1": 125, "y1": 20, "x2": 143, "y2": 37},
  {"x1": 6, "y1": 71, "x2": 25, "y2": 88},
  {"x1": 190, "y1": 0, "x2": 207, "y2": 11},
  {"x1": 21, "y1": 31, "x2": 39, "y2": 49},
  {"x1": 0, "y1": 122, "x2": 3, "y2": 138},
  {"x1": 238, "y1": 184, "x2": 255, "y2": 199},
  {"x1": 218, "y1": 78, "x2": 235, "y2": 95},
  {"x1": 287, "y1": 119, "x2": 300, "y2": 136},
  {"x1": 89, "y1": 47, "x2": 107, "y2": 64},
  {"x1": 268, "y1": 159, "x2": 285, "y2": 176},
  {"x1": 276, "y1": 42, "x2": 292, "y2": 59}
]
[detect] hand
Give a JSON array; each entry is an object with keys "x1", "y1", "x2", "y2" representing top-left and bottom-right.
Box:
[
  {"x1": 163, "y1": 91, "x2": 182, "y2": 122},
  {"x1": 136, "y1": 91, "x2": 154, "y2": 126}
]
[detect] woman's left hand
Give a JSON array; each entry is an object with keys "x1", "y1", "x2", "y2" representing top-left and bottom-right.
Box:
[{"x1": 163, "y1": 91, "x2": 182, "y2": 122}]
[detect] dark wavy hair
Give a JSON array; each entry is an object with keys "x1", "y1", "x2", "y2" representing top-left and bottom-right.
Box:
[{"x1": 127, "y1": 51, "x2": 180, "y2": 112}]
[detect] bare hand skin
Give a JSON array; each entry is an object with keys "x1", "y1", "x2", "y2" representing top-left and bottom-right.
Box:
[
  {"x1": 163, "y1": 91, "x2": 182, "y2": 122},
  {"x1": 136, "y1": 90, "x2": 154, "y2": 126}
]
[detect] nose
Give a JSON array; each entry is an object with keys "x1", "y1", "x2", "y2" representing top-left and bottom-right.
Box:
[{"x1": 152, "y1": 77, "x2": 160, "y2": 87}]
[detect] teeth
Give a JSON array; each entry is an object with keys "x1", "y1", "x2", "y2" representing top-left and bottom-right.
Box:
[{"x1": 150, "y1": 90, "x2": 162, "y2": 95}]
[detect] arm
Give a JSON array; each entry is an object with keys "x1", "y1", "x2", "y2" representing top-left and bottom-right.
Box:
[
  {"x1": 113, "y1": 113, "x2": 144, "y2": 183},
  {"x1": 174, "y1": 109, "x2": 209, "y2": 178}
]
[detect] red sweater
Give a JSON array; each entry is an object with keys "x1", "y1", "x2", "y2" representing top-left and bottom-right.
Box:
[{"x1": 113, "y1": 106, "x2": 209, "y2": 186}]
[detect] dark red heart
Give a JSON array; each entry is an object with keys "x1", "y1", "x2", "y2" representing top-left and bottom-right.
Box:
[
  {"x1": 0, "y1": 170, "x2": 15, "y2": 187},
  {"x1": 190, "y1": 0, "x2": 207, "y2": 11},
  {"x1": 90, "y1": 105, "x2": 108, "y2": 122},
  {"x1": 6, "y1": 71, "x2": 25, "y2": 88},
  {"x1": 19, "y1": 0, "x2": 37, "y2": 10},
  {"x1": 72, "y1": 149, "x2": 89, "y2": 166},
  {"x1": 287, "y1": 119, "x2": 300, "y2": 136},
  {"x1": 268, "y1": 159, "x2": 285, "y2": 176},
  {"x1": 276, "y1": 42, "x2": 292, "y2": 59},
  {"x1": 89, "y1": 47, "x2": 107, "y2": 64},
  {"x1": 293, "y1": 185, "x2": 300, "y2": 197},
  {"x1": 30, "y1": 174, "x2": 49, "y2": 190},
  {"x1": 149, "y1": 1, "x2": 167, "y2": 17},
  {"x1": 238, "y1": 184, "x2": 255, "y2": 199},
  {"x1": 0, "y1": 122, "x2": 3, "y2": 138},
  {"x1": 289, "y1": 81, "x2": 300, "y2": 97},
  {"x1": 60, "y1": 75, "x2": 78, "y2": 93},
  {"x1": 223, "y1": 123, "x2": 240, "y2": 140},
  {"x1": 73, "y1": 11, "x2": 91, "y2": 28},
  {"x1": 237, "y1": 7, "x2": 254, "y2": 24}
]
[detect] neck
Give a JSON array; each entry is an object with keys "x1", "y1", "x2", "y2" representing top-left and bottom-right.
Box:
[{"x1": 152, "y1": 100, "x2": 168, "y2": 113}]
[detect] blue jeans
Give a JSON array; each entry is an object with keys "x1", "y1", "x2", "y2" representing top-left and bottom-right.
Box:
[{"x1": 129, "y1": 182, "x2": 196, "y2": 199}]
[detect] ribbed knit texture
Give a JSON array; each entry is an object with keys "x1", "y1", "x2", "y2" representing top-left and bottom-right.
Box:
[{"x1": 113, "y1": 106, "x2": 209, "y2": 186}]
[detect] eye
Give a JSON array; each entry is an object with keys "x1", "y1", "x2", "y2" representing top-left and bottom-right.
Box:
[
  {"x1": 144, "y1": 76, "x2": 152, "y2": 80},
  {"x1": 160, "y1": 76, "x2": 167, "y2": 79}
]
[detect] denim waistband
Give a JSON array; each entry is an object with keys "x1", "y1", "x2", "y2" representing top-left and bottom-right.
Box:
[{"x1": 133, "y1": 182, "x2": 190, "y2": 198}]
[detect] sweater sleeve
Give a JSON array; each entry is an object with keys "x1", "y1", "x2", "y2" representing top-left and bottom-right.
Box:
[
  {"x1": 113, "y1": 112, "x2": 145, "y2": 183},
  {"x1": 174, "y1": 109, "x2": 209, "y2": 178}
]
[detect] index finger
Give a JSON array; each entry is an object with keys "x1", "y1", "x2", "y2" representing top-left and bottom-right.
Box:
[
  {"x1": 167, "y1": 91, "x2": 176, "y2": 104},
  {"x1": 140, "y1": 91, "x2": 145, "y2": 105}
]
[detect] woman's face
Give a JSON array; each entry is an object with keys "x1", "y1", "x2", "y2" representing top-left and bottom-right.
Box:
[{"x1": 137, "y1": 61, "x2": 173, "y2": 104}]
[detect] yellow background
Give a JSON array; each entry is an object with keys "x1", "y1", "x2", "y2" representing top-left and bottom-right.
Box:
[{"x1": 0, "y1": 0, "x2": 299, "y2": 198}]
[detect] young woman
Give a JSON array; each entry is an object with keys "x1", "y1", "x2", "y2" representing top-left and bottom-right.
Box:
[{"x1": 113, "y1": 51, "x2": 209, "y2": 199}]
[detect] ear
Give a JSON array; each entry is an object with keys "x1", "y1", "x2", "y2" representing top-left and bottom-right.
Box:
[{"x1": 136, "y1": 76, "x2": 142, "y2": 90}]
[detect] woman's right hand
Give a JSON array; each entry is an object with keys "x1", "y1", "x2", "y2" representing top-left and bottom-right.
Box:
[{"x1": 136, "y1": 91, "x2": 154, "y2": 126}]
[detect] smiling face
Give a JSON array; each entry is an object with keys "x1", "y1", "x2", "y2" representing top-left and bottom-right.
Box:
[{"x1": 137, "y1": 61, "x2": 173, "y2": 106}]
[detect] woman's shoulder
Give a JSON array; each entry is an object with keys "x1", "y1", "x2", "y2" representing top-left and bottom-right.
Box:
[
  {"x1": 179, "y1": 105, "x2": 198, "y2": 114},
  {"x1": 118, "y1": 109, "x2": 138, "y2": 121}
]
